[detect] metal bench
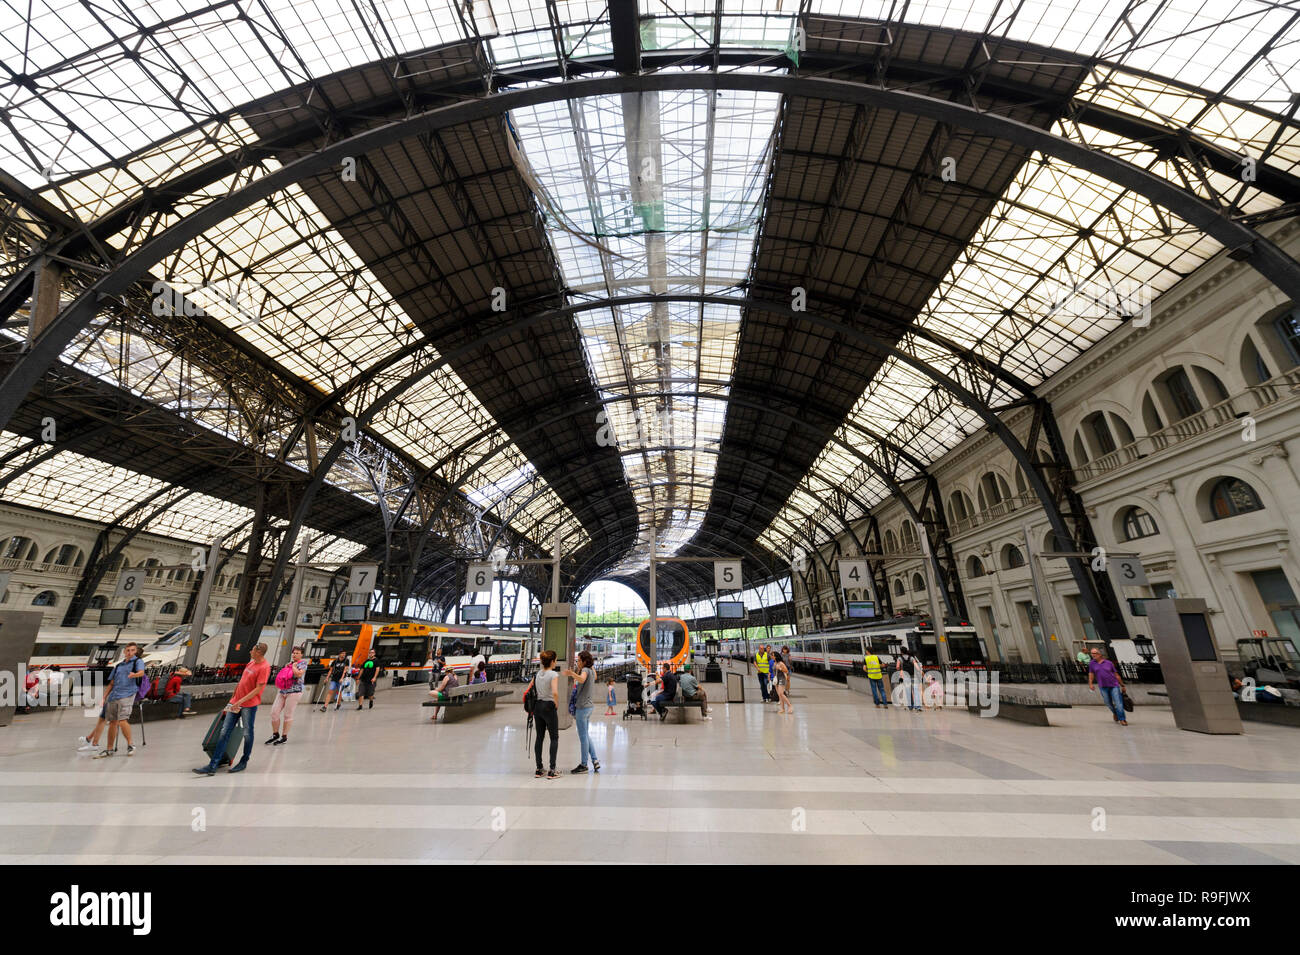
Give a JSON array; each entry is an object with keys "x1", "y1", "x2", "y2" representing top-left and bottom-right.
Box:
[
  {"x1": 422, "y1": 681, "x2": 510, "y2": 722},
  {"x1": 653, "y1": 698, "x2": 706, "y2": 723}
]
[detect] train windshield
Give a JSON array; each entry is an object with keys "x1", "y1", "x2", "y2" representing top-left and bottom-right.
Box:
[{"x1": 150, "y1": 626, "x2": 193, "y2": 648}]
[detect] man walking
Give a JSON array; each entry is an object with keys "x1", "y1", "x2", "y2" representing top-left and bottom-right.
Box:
[
  {"x1": 319, "y1": 650, "x2": 348, "y2": 711},
  {"x1": 862, "y1": 649, "x2": 888, "y2": 707},
  {"x1": 755, "y1": 645, "x2": 771, "y2": 702},
  {"x1": 1087, "y1": 647, "x2": 1128, "y2": 726},
  {"x1": 91, "y1": 642, "x2": 146, "y2": 759},
  {"x1": 355, "y1": 648, "x2": 379, "y2": 710},
  {"x1": 193, "y1": 643, "x2": 271, "y2": 775}
]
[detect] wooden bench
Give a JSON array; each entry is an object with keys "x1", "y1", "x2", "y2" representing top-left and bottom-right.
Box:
[
  {"x1": 968, "y1": 696, "x2": 1072, "y2": 726},
  {"x1": 422, "y1": 681, "x2": 510, "y2": 722}
]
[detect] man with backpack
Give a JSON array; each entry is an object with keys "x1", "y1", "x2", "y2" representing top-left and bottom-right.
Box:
[
  {"x1": 92, "y1": 642, "x2": 147, "y2": 760},
  {"x1": 193, "y1": 643, "x2": 270, "y2": 776}
]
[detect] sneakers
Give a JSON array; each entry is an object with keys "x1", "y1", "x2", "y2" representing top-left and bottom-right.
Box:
[
  {"x1": 702, "y1": 715, "x2": 713, "y2": 720},
  {"x1": 570, "y1": 764, "x2": 589, "y2": 774},
  {"x1": 546, "y1": 770, "x2": 560, "y2": 780},
  {"x1": 227, "y1": 760, "x2": 248, "y2": 774},
  {"x1": 91, "y1": 750, "x2": 111, "y2": 759},
  {"x1": 265, "y1": 733, "x2": 280, "y2": 745},
  {"x1": 534, "y1": 768, "x2": 545, "y2": 778},
  {"x1": 318, "y1": 705, "x2": 327, "y2": 712},
  {"x1": 192, "y1": 765, "x2": 216, "y2": 776},
  {"x1": 77, "y1": 736, "x2": 96, "y2": 750},
  {"x1": 368, "y1": 700, "x2": 373, "y2": 709},
  {"x1": 591, "y1": 759, "x2": 601, "y2": 773},
  {"x1": 126, "y1": 745, "x2": 136, "y2": 757},
  {"x1": 182, "y1": 709, "x2": 197, "y2": 715},
  {"x1": 273, "y1": 735, "x2": 287, "y2": 745}
]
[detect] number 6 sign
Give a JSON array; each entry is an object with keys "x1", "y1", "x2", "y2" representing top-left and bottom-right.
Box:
[{"x1": 466, "y1": 563, "x2": 495, "y2": 593}]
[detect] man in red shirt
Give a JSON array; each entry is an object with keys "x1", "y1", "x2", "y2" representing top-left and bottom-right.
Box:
[{"x1": 193, "y1": 643, "x2": 271, "y2": 776}]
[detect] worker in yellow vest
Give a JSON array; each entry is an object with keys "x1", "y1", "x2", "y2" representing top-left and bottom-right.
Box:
[
  {"x1": 862, "y1": 651, "x2": 888, "y2": 707},
  {"x1": 755, "y1": 646, "x2": 772, "y2": 702}
]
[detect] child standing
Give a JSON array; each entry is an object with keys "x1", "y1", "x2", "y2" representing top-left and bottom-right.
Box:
[
  {"x1": 923, "y1": 670, "x2": 944, "y2": 709},
  {"x1": 604, "y1": 678, "x2": 617, "y2": 716}
]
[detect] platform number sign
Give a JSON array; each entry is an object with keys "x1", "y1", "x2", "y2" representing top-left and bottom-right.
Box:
[
  {"x1": 714, "y1": 560, "x2": 742, "y2": 592},
  {"x1": 837, "y1": 559, "x2": 869, "y2": 592},
  {"x1": 113, "y1": 568, "x2": 146, "y2": 600},
  {"x1": 1107, "y1": 555, "x2": 1148, "y2": 589},
  {"x1": 466, "y1": 562, "x2": 495, "y2": 593},
  {"x1": 348, "y1": 563, "x2": 379, "y2": 594}
]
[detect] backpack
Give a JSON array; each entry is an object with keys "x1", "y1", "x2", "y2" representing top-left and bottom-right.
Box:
[
  {"x1": 275, "y1": 664, "x2": 296, "y2": 691},
  {"x1": 522, "y1": 679, "x2": 538, "y2": 715},
  {"x1": 134, "y1": 661, "x2": 151, "y2": 701}
]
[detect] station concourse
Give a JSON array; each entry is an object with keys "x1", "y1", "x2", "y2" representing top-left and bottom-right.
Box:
[{"x1": 1, "y1": 0, "x2": 1299, "y2": 887}]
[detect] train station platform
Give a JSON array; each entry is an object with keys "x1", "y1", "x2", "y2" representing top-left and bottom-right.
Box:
[{"x1": 2, "y1": 662, "x2": 1298, "y2": 865}]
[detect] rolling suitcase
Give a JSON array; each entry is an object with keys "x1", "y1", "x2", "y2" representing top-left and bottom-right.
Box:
[{"x1": 202, "y1": 710, "x2": 243, "y2": 766}]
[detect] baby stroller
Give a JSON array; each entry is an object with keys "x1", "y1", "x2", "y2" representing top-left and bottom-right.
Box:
[{"x1": 622, "y1": 674, "x2": 648, "y2": 720}]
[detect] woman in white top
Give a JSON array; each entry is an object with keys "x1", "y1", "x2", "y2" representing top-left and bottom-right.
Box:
[
  {"x1": 772, "y1": 651, "x2": 793, "y2": 715},
  {"x1": 529, "y1": 649, "x2": 561, "y2": 779}
]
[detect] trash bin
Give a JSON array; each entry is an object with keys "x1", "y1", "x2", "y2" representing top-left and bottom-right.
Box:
[{"x1": 726, "y1": 670, "x2": 745, "y2": 703}]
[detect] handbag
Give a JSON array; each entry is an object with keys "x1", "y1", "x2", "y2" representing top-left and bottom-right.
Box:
[
  {"x1": 568, "y1": 684, "x2": 578, "y2": 716},
  {"x1": 1121, "y1": 690, "x2": 1135, "y2": 711}
]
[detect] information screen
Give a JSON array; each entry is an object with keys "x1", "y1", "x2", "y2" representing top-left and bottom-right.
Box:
[
  {"x1": 544, "y1": 615, "x2": 570, "y2": 657},
  {"x1": 460, "y1": 603, "x2": 489, "y2": 622},
  {"x1": 98, "y1": 608, "x2": 129, "y2": 626},
  {"x1": 846, "y1": 600, "x2": 876, "y2": 619},
  {"x1": 716, "y1": 600, "x2": 746, "y2": 619},
  {"x1": 339, "y1": 604, "x2": 367, "y2": 622},
  {"x1": 1180, "y1": 613, "x2": 1217, "y2": 661}
]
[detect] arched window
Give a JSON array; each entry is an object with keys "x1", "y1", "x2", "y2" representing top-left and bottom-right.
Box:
[
  {"x1": 1242, "y1": 336, "x2": 1272, "y2": 385},
  {"x1": 159, "y1": 601, "x2": 179, "y2": 615},
  {"x1": 1160, "y1": 367, "x2": 1202, "y2": 420},
  {"x1": 1085, "y1": 412, "x2": 1117, "y2": 456},
  {"x1": 966, "y1": 556, "x2": 984, "y2": 578},
  {"x1": 2, "y1": 535, "x2": 38, "y2": 561},
  {"x1": 893, "y1": 578, "x2": 906, "y2": 597},
  {"x1": 42, "y1": 544, "x2": 84, "y2": 567},
  {"x1": 1000, "y1": 544, "x2": 1025, "y2": 570},
  {"x1": 88, "y1": 595, "x2": 107, "y2": 610},
  {"x1": 900, "y1": 522, "x2": 916, "y2": 547},
  {"x1": 106, "y1": 552, "x2": 127, "y2": 572},
  {"x1": 1208, "y1": 478, "x2": 1264, "y2": 520},
  {"x1": 1042, "y1": 531, "x2": 1070, "y2": 554},
  {"x1": 308, "y1": 586, "x2": 321, "y2": 600},
  {"x1": 1140, "y1": 390, "x2": 1164, "y2": 433},
  {"x1": 911, "y1": 572, "x2": 926, "y2": 592},
  {"x1": 948, "y1": 491, "x2": 970, "y2": 522},
  {"x1": 1275, "y1": 308, "x2": 1300, "y2": 364},
  {"x1": 221, "y1": 606, "x2": 235, "y2": 618},
  {"x1": 1120, "y1": 507, "x2": 1159, "y2": 541},
  {"x1": 884, "y1": 529, "x2": 898, "y2": 552},
  {"x1": 32, "y1": 590, "x2": 58, "y2": 606},
  {"x1": 1072, "y1": 432, "x2": 1089, "y2": 466},
  {"x1": 979, "y1": 472, "x2": 1007, "y2": 507},
  {"x1": 127, "y1": 598, "x2": 146, "y2": 613}
]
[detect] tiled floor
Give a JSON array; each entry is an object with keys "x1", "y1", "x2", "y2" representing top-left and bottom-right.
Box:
[{"x1": 2, "y1": 661, "x2": 1297, "y2": 864}]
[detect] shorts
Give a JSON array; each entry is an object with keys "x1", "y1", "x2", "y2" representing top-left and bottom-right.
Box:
[
  {"x1": 328, "y1": 680, "x2": 341, "y2": 692},
  {"x1": 105, "y1": 696, "x2": 135, "y2": 722},
  {"x1": 358, "y1": 681, "x2": 375, "y2": 699}
]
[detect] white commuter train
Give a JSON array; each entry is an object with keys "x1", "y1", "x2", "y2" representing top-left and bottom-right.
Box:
[{"x1": 29, "y1": 622, "x2": 315, "y2": 670}]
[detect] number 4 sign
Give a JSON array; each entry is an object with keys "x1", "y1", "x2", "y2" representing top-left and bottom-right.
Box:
[{"x1": 837, "y1": 559, "x2": 868, "y2": 591}]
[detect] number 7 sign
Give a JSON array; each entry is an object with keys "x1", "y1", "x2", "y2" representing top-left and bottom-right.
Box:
[{"x1": 348, "y1": 564, "x2": 379, "y2": 593}]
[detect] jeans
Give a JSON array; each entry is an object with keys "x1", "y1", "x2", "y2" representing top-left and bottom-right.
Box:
[
  {"x1": 757, "y1": 671, "x2": 770, "y2": 701},
  {"x1": 868, "y1": 677, "x2": 887, "y2": 705},
  {"x1": 1098, "y1": 685, "x2": 1125, "y2": 721},
  {"x1": 207, "y1": 705, "x2": 257, "y2": 769},
  {"x1": 170, "y1": 692, "x2": 193, "y2": 717},
  {"x1": 652, "y1": 691, "x2": 670, "y2": 716},
  {"x1": 534, "y1": 700, "x2": 559, "y2": 771},
  {"x1": 574, "y1": 705, "x2": 594, "y2": 766}
]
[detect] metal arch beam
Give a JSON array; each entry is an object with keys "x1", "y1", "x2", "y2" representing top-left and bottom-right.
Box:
[{"x1": 7, "y1": 70, "x2": 1300, "y2": 438}]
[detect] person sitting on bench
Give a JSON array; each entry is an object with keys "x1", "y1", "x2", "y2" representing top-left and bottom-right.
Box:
[
  {"x1": 677, "y1": 668, "x2": 711, "y2": 719},
  {"x1": 162, "y1": 667, "x2": 196, "y2": 718},
  {"x1": 428, "y1": 668, "x2": 460, "y2": 722},
  {"x1": 651, "y1": 664, "x2": 678, "y2": 721}
]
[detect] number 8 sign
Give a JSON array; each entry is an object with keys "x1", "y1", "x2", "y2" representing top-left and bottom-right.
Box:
[{"x1": 114, "y1": 568, "x2": 146, "y2": 599}]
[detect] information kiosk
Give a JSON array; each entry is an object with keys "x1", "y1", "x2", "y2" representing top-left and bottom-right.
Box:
[
  {"x1": 542, "y1": 602, "x2": 577, "y2": 730},
  {"x1": 1145, "y1": 597, "x2": 1242, "y2": 735}
]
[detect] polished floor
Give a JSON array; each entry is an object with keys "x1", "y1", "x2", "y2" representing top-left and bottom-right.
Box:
[{"x1": 2, "y1": 662, "x2": 1298, "y2": 864}]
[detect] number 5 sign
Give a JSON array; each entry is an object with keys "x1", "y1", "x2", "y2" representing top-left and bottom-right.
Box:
[
  {"x1": 348, "y1": 563, "x2": 379, "y2": 593},
  {"x1": 114, "y1": 568, "x2": 147, "y2": 599},
  {"x1": 714, "y1": 560, "x2": 741, "y2": 591},
  {"x1": 466, "y1": 563, "x2": 495, "y2": 593},
  {"x1": 1107, "y1": 555, "x2": 1148, "y2": 588},
  {"x1": 837, "y1": 559, "x2": 868, "y2": 591}
]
